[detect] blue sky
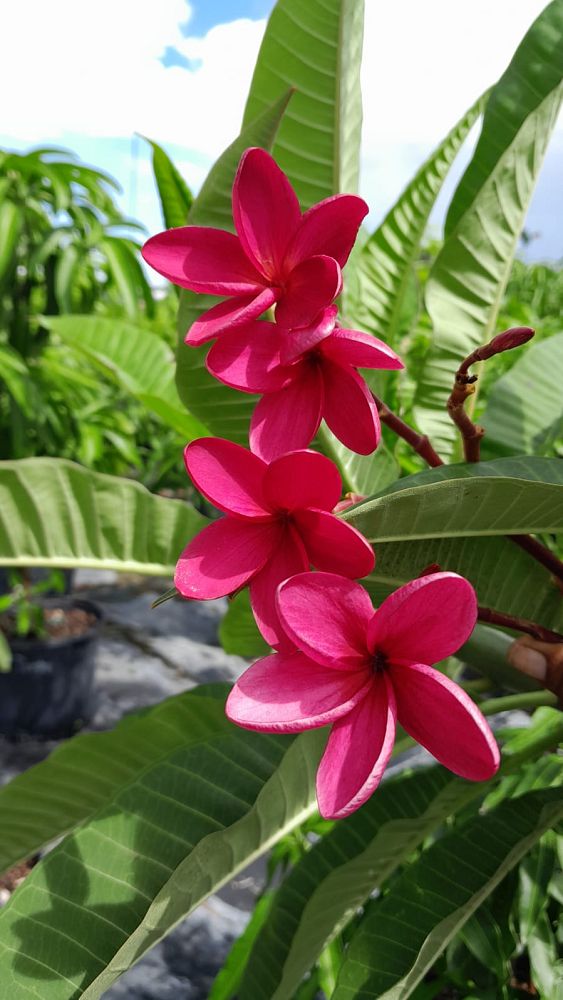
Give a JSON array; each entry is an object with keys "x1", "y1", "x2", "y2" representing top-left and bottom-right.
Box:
[{"x1": 1, "y1": 0, "x2": 561, "y2": 263}]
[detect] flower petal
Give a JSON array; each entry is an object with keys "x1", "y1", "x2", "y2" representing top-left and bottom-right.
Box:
[
  {"x1": 175, "y1": 517, "x2": 280, "y2": 600},
  {"x1": 186, "y1": 289, "x2": 279, "y2": 346},
  {"x1": 277, "y1": 572, "x2": 373, "y2": 669},
  {"x1": 226, "y1": 650, "x2": 372, "y2": 733},
  {"x1": 206, "y1": 322, "x2": 292, "y2": 392},
  {"x1": 249, "y1": 369, "x2": 323, "y2": 462},
  {"x1": 316, "y1": 676, "x2": 396, "y2": 819},
  {"x1": 232, "y1": 147, "x2": 301, "y2": 279},
  {"x1": 368, "y1": 572, "x2": 478, "y2": 665},
  {"x1": 263, "y1": 450, "x2": 342, "y2": 513},
  {"x1": 279, "y1": 306, "x2": 338, "y2": 365},
  {"x1": 249, "y1": 525, "x2": 309, "y2": 649},
  {"x1": 286, "y1": 194, "x2": 369, "y2": 269},
  {"x1": 320, "y1": 327, "x2": 404, "y2": 370},
  {"x1": 142, "y1": 227, "x2": 263, "y2": 294},
  {"x1": 294, "y1": 508, "x2": 375, "y2": 578},
  {"x1": 275, "y1": 255, "x2": 342, "y2": 329},
  {"x1": 184, "y1": 438, "x2": 269, "y2": 518},
  {"x1": 322, "y1": 361, "x2": 380, "y2": 454},
  {"x1": 390, "y1": 662, "x2": 500, "y2": 781}
]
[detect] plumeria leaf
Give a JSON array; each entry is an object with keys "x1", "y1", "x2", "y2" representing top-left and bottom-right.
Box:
[
  {"x1": 243, "y1": 0, "x2": 364, "y2": 207},
  {"x1": 143, "y1": 135, "x2": 193, "y2": 229},
  {"x1": 0, "y1": 687, "x2": 324, "y2": 999},
  {"x1": 45, "y1": 315, "x2": 206, "y2": 439},
  {"x1": 0, "y1": 458, "x2": 205, "y2": 575},
  {"x1": 176, "y1": 92, "x2": 292, "y2": 441},
  {"x1": 318, "y1": 430, "x2": 399, "y2": 497},
  {"x1": 345, "y1": 91, "x2": 486, "y2": 350},
  {"x1": 413, "y1": 2, "x2": 563, "y2": 457},
  {"x1": 481, "y1": 331, "x2": 563, "y2": 457},
  {"x1": 219, "y1": 590, "x2": 270, "y2": 659},
  {"x1": 518, "y1": 831, "x2": 557, "y2": 944},
  {"x1": 332, "y1": 784, "x2": 563, "y2": 1000},
  {"x1": 342, "y1": 456, "x2": 563, "y2": 541}
]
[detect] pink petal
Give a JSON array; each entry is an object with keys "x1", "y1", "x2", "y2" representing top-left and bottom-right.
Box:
[
  {"x1": 263, "y1": 450, "x2": 342, "y2": 513},
  {"x1": 367, "y1": 572, "x2": 478, "y2": 665},
  {"x1": 142, "y1": 227, "x2": 263, "y2": 294},
  {"x1": 175, "y1": 517, "x2": 280, "y2": 600},
  {"x1": 249, "y1": 525, "x2": 310, "y2": 649},
  {"x1": 184, "y1": 438, "x2": 269, "y2": 519},
  {"x1": 390, "y1": 662, "x2": 500, "y2": 781},
  {"x1": 286, "y1": 194, "x2": 369, "y2": 269},
  {"x1": 206, "y1": 322, "x2": 292, "y2": 392},
  {"x1": 249, "y1": 368, "x2": 323, "y2": 462},
  {"x1": 232, "y1": 148, "x2": 301, "y2": 280},
  {"x1": 322, "y1": 361, "x2": 380, "y2": 454},
  {"x1": 320, "y1": 327, "x2": 404, "y2": 370},
  {"x1": 316, "y1": 676, "x2": 397, "y2": 819},
  {"x1": 294, "y1": 508, "x2": 375, "y2": 578},
  {"x1": 277, "y1": 572, "x2": 373, "y2": 669},
  {"x1": 186, "y1": 289, "x2": 279, "y2": 346},
  {"x1": 279, "y1": 306, "x2": 338, "y2": 365},
  {"x1": 226, "y1": 650, "x2": 372, "y2": 733},
  {"x1": 275, "y1": 255, "x2": 342, "y2": 329}
]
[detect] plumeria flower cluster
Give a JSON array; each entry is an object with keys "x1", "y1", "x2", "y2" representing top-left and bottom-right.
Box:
[{"x1": 143, "y1": 148, "x2": 500, "y2": 819}]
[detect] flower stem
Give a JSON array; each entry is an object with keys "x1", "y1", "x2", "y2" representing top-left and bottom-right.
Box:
[
  {"x1": 480, "y1": 689, "x2": 557, "y2": 715},
  {"x1": 507, "y1": 534, "x2": 563, "y2": 588},
  {"x1": 477, "y1": 605, "x2": 563, "y2": 644},
  {"x1": 372, "y1": 392, "x2": 444, "y2": 468}
]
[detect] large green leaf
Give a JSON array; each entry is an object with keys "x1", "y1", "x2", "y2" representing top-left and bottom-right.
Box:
[
  {"x1": 342, "y1": 456, "x2": 563, "y2": 541},
  {"x1": 348, "y1": 92, "x2": 486, "y2": 349},
  {"x1": 219, "y1": 590, "x2": 270, "y2": 659},
  {"x1": 332, "y1": 784, "x2": 563, "y2": 1000},
  {"x1": 241, "y1": 767, "x2": 482, "y2": 1000},
  {"x1": 413, "y1": 5, "x2": 563, "y2": 456},
  {"x1": 481, "y1": 331, "x2": 563, "y2": 456},
  {"x1": 243, "y1": 0, "x2": 364, "y2": 207},
  {"x1": 445, "y1": 1, "x2": 563, "y2": 235},
  {"x1": 99, "y1": 236, "x2": 154, "y2": 320},
  {"x1": 176, "y1": 93, "x2": 291, "y2": 440},
  {"x1": 143, "y1": 136, "x2": 193, "y2": 229},
  {"x1": 0, "y1": 458, "x2": 205, "y2": 574},
  {"x1": 46, "y1": 315, "x2": 206, "y2": 439},
  {"x1": 0, "y1": 690, "x2": 323, "y2": 999}
]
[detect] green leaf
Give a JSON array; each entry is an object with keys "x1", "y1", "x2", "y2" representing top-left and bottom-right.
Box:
[
  {"x1": 318, "y1": 430, "x2": 400, "y2": 498},
  {"x1": 143, "y1": 135, "x2": 193, "y2": 229},
  {"x1": 176, "y1": 92, "x2": 292, "y2": 438},
  {"x1": 219, "y1": 590, "x2": 270, "y2": 659},
  {"x1": 445, "y1": 1, "x2": 563, "y2": 236},
  {"x1": 243, "y1": 0, "x2": 364, "y2": 207},
  {"x1": 332, "y1": 785, "x2": 563, "y2": 1000},
  {"x1": 0, "y1": 687, "x2": 324, "y2": 999},
  {"x1": 0, "y1": 199, "x2": 21, "y2": 284},
  {"x1": 100, "y1": 236, "x2": 153, "y2": 320},
  {"x1": 518, "y1": 831, "x2": 557, "y2": 943},
  {"x1": 209, "y1": 891, "x2": 276, "y2": 1000},
  {"x1": 0, "y1": 632, "x2": 11, "y2": 672},
  {"x1": 481, "y1": 331, "x2": 563, "y2": 456},
  {"x1": 0, "y1": 457, "x2": 205, "y2": 575},
  {"x1": 45, "y1": 315, "x2": 206, "y2": 439},
  {"x1": 413, "y1": 4, "x2": 563, "y2": 457},
  {"x1": 0, "y1": 344, "x2": 31, "y2": 414},
  {"x1": 54, "y1": 243, "x2": 80, "y2": 313},
  {"x1": 527, "y1": 911, "x2": 562, "y2": 1000},
  {"x1": 342, "y1": 456, "x2": 563, "y2": 541},
  {"x1": 459, "y1": 905, "x2": 509, "y2": 983},
  {"x1": 241, "y1": 766, "x2": 484, "y2": 1000},
  {"x1": 348, "y1": 92, "x2": 486, "y2": 348}
]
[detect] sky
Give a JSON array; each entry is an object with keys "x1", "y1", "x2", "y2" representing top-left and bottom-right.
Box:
[{"x1": 1, "y1": 0, "x2": 561, "y2": 262}]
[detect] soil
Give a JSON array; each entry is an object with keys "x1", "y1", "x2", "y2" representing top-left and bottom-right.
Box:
[{"x1": 1, "y1": 606, "x2": 97, "y2": 643}]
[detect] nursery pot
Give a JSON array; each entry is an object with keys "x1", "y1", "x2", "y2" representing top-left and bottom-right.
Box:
[{"x1": 0, "y1": 597, "x2": 102, "y2": 739}]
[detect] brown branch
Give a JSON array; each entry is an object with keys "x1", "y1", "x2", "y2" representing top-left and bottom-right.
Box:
[
  {"x1": 477, "y1": 605, "x2": 563, "y2": 644},
  {"x1": 372, "y1": 393, "x2": 444, "y2": 468},
  {"x1": 447, "y1": 327, "x2": 535, "y2": 464},
  {"x1": 507, "y1": 534, "x2": 563, "y2": 589}
]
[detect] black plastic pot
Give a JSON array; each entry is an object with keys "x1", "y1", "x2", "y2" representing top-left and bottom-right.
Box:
[{"x1": 0, "y1": 598, "x2": 102, "y2": 739}]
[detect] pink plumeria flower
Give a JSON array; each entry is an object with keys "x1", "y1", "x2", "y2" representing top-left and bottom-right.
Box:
[
  {"x1": 175, "y1": 440, "x2": 374, "y2": 648},
  {"x1": 227, "y1": 571, "x2": 500, "y2": 820},
  {"x1": 206, "y1": 306, "x2": 404, "y2": 460},
  {"x1": 142, "y1": 148, "x2": 368, "y2": 344}
]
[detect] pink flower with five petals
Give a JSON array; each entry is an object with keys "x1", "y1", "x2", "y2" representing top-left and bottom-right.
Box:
[
  {"x1": 142, "y1": 148, "x2": 368, "y2": 345},
  {"x1": 206, "y1": 305, "x2": 404, "y2": 460},
  {"x1": 227, "y1": 571, "x2": 500, "y2": 819},
  {"x1": 175, "y1": 440, "x2": 374, "y2": 648}
]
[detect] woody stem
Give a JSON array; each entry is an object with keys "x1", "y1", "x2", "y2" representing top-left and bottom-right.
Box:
[
  {"x1": 477, "y1": 605, "x2": 563, "y2": 644},
  {"x1": 371, "y1": 392, "x2": 444, "y2": 468}
]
